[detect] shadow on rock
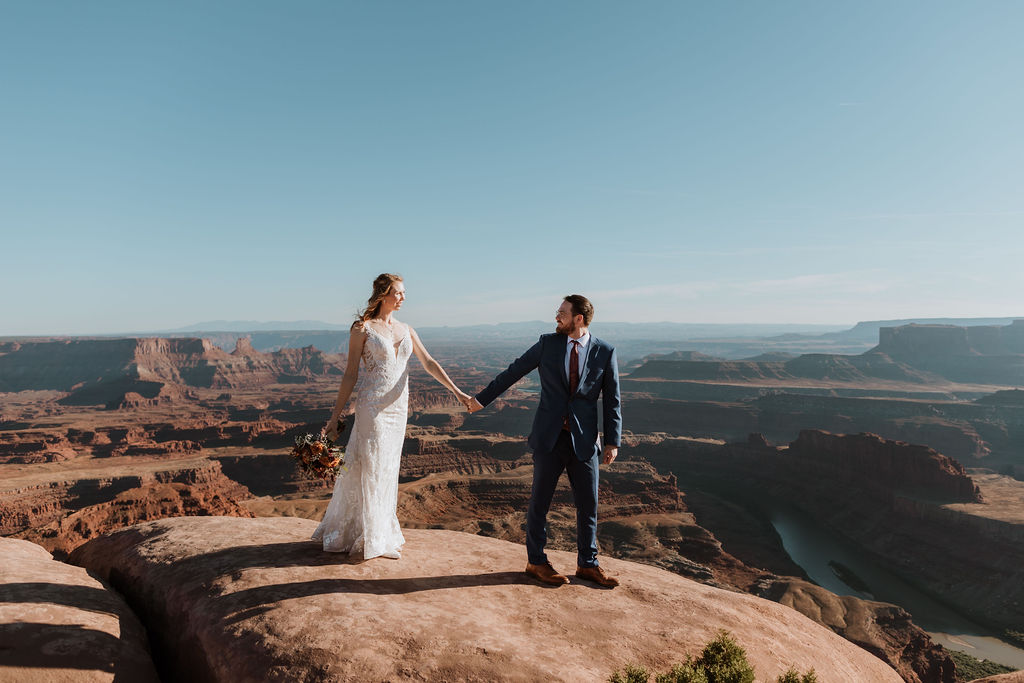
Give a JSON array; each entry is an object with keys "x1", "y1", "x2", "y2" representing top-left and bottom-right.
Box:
[
  {"x1": 0, "y1": 622, "x2": 139, "y2": 681},
  {"x1": 219, "y1": 571, "x2": 529, "y2": 623},
  {"x1": 0, "y1": 582, "x2": 124, "y2": 617}
]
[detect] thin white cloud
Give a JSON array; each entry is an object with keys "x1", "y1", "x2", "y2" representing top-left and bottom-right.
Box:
[
  {"x1": 588, "y1": 270, "x2": 895, "y2": 307},
  {"x1": 739, "y1": 271, "x2": 893, "y2": 296},
  {"x1": 589, "y1": 281, "x2": 723, "y2": 301},
  {"x1": 621, "y1": 189, "x2": 665, "y2": 196},
  {"x1": 837, "y1": 209, "x2": 1024, "y2": 222},
  {"x1": 620, "y1": 244, "x2": 849, "y2": 259}
]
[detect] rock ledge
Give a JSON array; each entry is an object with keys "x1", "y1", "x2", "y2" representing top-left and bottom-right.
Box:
[{"x1": 69, "y1": 516, "x2": 903, "y2": 682}]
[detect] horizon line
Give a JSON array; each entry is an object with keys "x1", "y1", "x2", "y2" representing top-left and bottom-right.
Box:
[{"x1": 5, "y1": 315, "x2": 1024, "y2": 339}]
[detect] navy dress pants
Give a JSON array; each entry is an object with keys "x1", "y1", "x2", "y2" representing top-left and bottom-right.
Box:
[{"x1": 526, "y1": 430, "x2": 600, "y2": 568}]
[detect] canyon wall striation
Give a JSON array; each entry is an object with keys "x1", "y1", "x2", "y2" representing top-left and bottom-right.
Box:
[
  {"x1": 1, "y1": 457, "x2": 253, "y2": 558},
  {"x1": 633, "y1": 430, "x2": 1024, "y2": 636}
]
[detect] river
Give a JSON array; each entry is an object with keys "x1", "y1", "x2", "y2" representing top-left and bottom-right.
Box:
[{"x1": 764, "y1": 501, "x2": 1024, "y2": 670}]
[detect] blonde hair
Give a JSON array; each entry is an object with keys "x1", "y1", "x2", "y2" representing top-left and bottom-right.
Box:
[{"x1": 358, "y1": 273, "x2": 403, "y2": 322}]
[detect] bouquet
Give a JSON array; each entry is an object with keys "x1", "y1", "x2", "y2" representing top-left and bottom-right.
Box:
[{"x1": 290, "y1": 421, "x2": 347, "y2": 482}]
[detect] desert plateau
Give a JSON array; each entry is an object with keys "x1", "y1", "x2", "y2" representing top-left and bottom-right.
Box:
[{"x1": 1, "y1": 319, "x2": 1023, "y2": 681}]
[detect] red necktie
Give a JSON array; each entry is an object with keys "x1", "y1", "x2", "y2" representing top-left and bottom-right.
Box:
[
  {"x1": 564, "y1": 340, "x2": 580, "y2": 430},
  {"x1": 569, "y1": 340, "x2": 580, "y2": 394}
]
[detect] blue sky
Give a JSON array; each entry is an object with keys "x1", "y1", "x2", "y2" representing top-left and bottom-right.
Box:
[{"x1": 2, "y1": 2, "x2": 1022, "y2": 335}]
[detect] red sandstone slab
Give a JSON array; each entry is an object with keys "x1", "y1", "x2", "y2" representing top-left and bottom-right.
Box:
[{"x1": 70, "y1": 516, "x2": 903, "y2": 682}]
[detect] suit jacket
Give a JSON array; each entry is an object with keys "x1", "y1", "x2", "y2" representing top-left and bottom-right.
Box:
[{"x1": 476, "y1": 333, "x2": 622, "y2": 461}]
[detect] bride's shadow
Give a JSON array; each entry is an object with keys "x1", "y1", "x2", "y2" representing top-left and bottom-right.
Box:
[
  {"x1": 179, "y1": 539, "x2": 538, "y2": 625},
  {"x1": 218, "y1": 571, "x2": 533, "y2": 624}
]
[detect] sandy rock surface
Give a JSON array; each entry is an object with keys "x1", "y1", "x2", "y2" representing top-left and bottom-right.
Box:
[
  {"x1": 70, "y1": 516, "x2": 903, "y2": 682},
  {"x1": 759, "y1": 577, "x2": 954, "y2": 682},
  {"x1": 0, "y1": 536, "x2": 158, "y2": 682},
  {"x1": 970, "y1": 673, "x2": 1024, "y2": 683}
]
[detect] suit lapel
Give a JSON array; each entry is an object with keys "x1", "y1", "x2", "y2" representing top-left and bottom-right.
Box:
[
  {"x1": 553, "y1": 335, "x2": 569, "y2": 391},
  {"x1": 578, "y1": 339, "x2": 601, "y2": 392}
]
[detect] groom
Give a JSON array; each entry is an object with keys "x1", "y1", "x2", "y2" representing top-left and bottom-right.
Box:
[{"x1": 468, "y1": 295, "x2": 622, "y2": 587}]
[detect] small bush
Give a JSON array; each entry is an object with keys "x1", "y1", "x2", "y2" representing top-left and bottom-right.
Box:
[
  {"x1": 609, "y1": 664, "x2": 651, "y2": 683},
  {"x1": 610, "y1": 631, "x2": 817, "y2": 683},
  {"x1": 776, "y1": 667, "x2": 817, "y2": 683},
  {"x1": 947, "y1": 649, "x2": 1014, "y2": 680},
  {"x1": 654, "y1": 661, "x2": 708, "y2": 683},
  {"x1": 612, "y1": 631, "x2": 754, "y2": 683},
  {"x1": 693, "y1": 631, "x2": 756, "y2": 683}
]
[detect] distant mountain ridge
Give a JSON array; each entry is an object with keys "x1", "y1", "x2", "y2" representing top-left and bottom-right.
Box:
[
  {"x1": 160, "y1": 320, "x2": 851, "y2": 339},
  {"x1": 156, "y1": 317, "x2": 1024, "y2": 360},
  {"x1": 158, "y1": 317, "x2": 1024, "y2": 341},
  {"x1": 824, "y1": 317, "x2": 1024, "y2": 343},
  {"x1": 631, "y1": 319, "x2": 1024, "y2": 387},
  {"x1": 5, "y1": 317, "x2": 1022, "y2": 364}
]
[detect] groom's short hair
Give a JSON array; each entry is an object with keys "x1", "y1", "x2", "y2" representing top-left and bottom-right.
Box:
[{"x1": 564, "y1": 294, "x2": 594, "y2": 326}]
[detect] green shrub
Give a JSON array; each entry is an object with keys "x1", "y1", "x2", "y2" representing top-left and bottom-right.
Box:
[
  {"x1": 692, "y1": 631, "x2": 756, "y2": 683},
  {"x1": 610, "y1": 664, "x2": 651, "y2": 683},
  {"x1": 775, "y1": 668, "x2": 818, "y2": 683},
  {"x1": 947, "y1": 649, "x2": 1014, "y2": 680},
  {"x1": 610, "y1": 631, "x2": 817, "y2": 683},
  {"x1": 654, "y1": 661, "x2": 708, "y2": 683},
  {"x1": 613, "y1": 631, "x2": 753, "y2": 683}
]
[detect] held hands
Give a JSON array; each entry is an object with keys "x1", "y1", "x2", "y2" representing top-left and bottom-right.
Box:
[
  {"x1": 454, "y1": 390, "x2": 474, "y2": 411},
  {"x1": 602, "y1": 445, "x2": 618, "y2": 465},
  {"x1": 452, "y1": 386, "x2": 483, "y2": 413},
  {"x1": 449, "y1": 387, "x2": 482, "y2": 413}
]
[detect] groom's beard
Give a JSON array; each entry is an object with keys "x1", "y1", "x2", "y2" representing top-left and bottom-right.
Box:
[{"x1": 556, "y1": 321, "x2": 577, "y2": 335}]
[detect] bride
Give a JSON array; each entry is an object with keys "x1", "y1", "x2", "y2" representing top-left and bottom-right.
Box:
[{"x1": 312, "y1": 273, "x2": 472, "y2": 560}]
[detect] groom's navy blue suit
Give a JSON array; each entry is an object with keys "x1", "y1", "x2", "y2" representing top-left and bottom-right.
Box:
[{"x1": 476, "y1": 333, "x2": 622, "y2": 568}]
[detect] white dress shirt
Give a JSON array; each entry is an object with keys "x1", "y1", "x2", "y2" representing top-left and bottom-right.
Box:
[{"x1": 565, "y1": 331, "x2": 591, "y2": 386}]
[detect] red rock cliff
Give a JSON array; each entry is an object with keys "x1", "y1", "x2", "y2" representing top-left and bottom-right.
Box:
[
  {"x1": 0, "y1": 337, "x2": 343, "y2": 406},
  {"x1": 786, "y1": 430, "x2": 982, "y2": 503}
]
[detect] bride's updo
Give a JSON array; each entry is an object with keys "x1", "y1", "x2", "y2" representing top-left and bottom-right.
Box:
[{"x1": 357, "y1": 273, "x2": 403, "y2": 323}]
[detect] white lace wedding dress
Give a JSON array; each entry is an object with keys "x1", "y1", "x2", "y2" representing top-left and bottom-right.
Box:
[{"x1": 312, "y1": 325, "x2": 411, "y2": 559}]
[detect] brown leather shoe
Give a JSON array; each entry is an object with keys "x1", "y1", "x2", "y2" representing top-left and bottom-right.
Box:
[
  {"x1": 575, "y1": 565, "x2": 619, "y2": 587},
  {"x1": 525, "y1": 562, "x2": 569, "y2": 586}
]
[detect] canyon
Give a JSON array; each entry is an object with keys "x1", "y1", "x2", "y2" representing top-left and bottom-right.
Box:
[{"x1": 2, "y1": 320, "x2": 1024, "y2": 681}]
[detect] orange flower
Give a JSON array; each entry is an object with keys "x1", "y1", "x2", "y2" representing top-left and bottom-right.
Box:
[{"x1": 309, "y1": 441, "x2": 326, "y2": 456}]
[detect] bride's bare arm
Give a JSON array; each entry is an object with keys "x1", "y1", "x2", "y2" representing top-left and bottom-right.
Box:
[
  {"x1": 326, "y1": 323, "x2": 366, "y2": 436},
  {"x1": 408, "y1": 326, "x2": 472, "y2": 406}
]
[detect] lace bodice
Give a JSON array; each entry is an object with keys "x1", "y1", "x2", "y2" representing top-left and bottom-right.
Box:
[
  {"x1": 311, "y1": 322, "x2": 413, "y2": 560},
  {"x1": 356, "y1": 324, "x2": 413, "y2": 400}
]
